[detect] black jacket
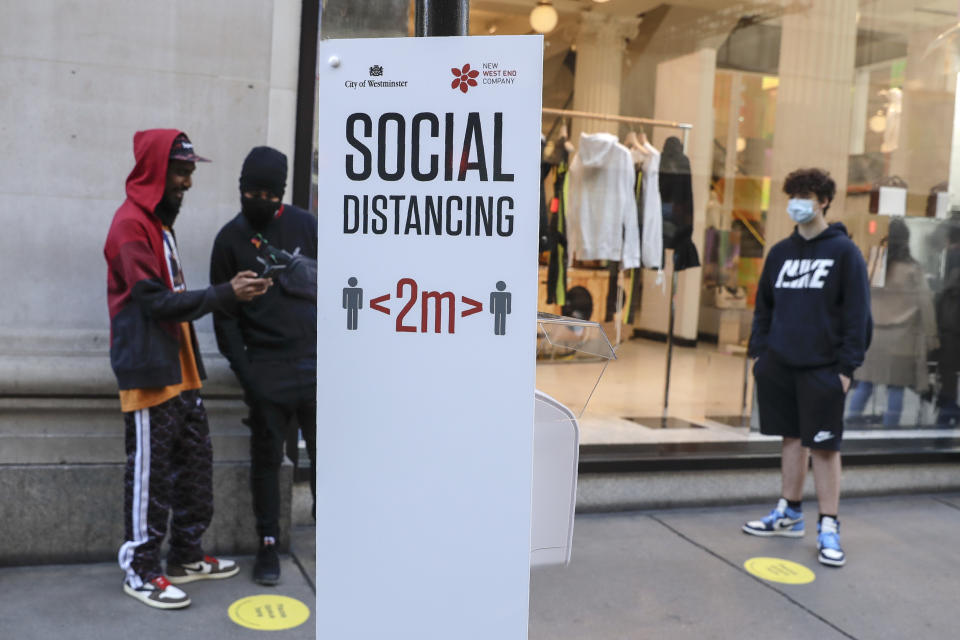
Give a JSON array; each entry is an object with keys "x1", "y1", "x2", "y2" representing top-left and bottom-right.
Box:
[{"x1": 210, "y1": 205, "x2": 318, "y2": 391}]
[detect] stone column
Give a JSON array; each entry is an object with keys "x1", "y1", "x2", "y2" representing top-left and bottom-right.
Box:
[
  {"x1": 766, "y1": 1, "x2": 858, "y2": 246},
  {"x1": 636, "y1": 48, "x2": 718, "y2": 343},
  {"x1": 888, "y1": 25, "x2": 957, "y2": 212},
  {"x1": 570, "y1": 12, "x2": 641, "y2": 138}
]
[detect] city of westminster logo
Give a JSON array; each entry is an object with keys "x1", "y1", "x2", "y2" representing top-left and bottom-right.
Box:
[{"x1": 369, "y1": 65, "x2": 383, "y2": 77}]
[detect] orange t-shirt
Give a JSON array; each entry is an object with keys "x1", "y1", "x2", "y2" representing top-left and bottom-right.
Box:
[{"x1": 118, "y1": 323, "x2": 203, "y2": 412}]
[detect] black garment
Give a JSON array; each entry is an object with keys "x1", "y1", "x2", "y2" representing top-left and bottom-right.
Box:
[
  {"x1": 627, "y1": 167, "x2": 645, "y2": 324},
  {"x1": 748, "y1": 223, "x2": 872, "y2": 378},
  {"x1": 605, "y1": 262, "x2": 620, "y2": 322},
  {"x1": 546, "y1": 141, "x2": 570, "y2": 305},
  {"x1": 937, "y1": 247, "x2": 960, "y2": 417},
  {"x1": 242, "y1": 196, "x2": 282, "y2": 231},
  {"x1": 119, "y1": 390, "x2": 213, "y2": 584},
  {"x1": 626, "y1": 267, "x2": 643, "y2": 324},
  {"x1": 539, "y1": 138, "x2": 550, "y2": 253},
  {"x1": 754, "y1": 353, "x2": 846, "y2": 451},
  {"x1": 240, "y1": 146, "x2": 288, "y2": 197},
  {"x1": 248, "y1": 357, "x2": 317, "y2": 539},
  {"x1": 659, "y1": 136, "x2": 700, "y2": 271},
  {"x1": 211, "y1": 205, "x2": 318, "y2": 542},
  {"x1": 210, "y1": 204, "x2": 318, "y2": 391}
]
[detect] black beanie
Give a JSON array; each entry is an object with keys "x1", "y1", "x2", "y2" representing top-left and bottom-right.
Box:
[{"x1": 239, "y1": 146, "x2": 288, "y2": 197}]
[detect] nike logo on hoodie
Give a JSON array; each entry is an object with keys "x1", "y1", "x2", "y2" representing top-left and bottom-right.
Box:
[{"x1": 774, "y1": 259, "x2": 835, "y2": 289}]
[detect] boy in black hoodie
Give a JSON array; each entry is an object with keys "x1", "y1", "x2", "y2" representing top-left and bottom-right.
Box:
[{"x1": 742, "y1": 168, "x2": 871, "y2": 568}]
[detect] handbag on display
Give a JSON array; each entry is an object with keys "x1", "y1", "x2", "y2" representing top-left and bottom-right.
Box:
[
  {"x1": 869, "y1": 176, "x2": 908, "y2": 215},
  {"x1": 926, "y1": 182, "x2": 948, "y2": 219},
  {"x1": 867, "y1": 244, "x2": 887, "y2": 288}
]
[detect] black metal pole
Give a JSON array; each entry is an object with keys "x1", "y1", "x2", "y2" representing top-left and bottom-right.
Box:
[
  {"x1": 415, "y1": 0, "x2": 469, "y2": 36},
  {"x1": 662, "y1": 271, "x2": 678, "y2": 426},
  {"x1": 292, "y1": 0, "x2": 321, "y2": 210}
]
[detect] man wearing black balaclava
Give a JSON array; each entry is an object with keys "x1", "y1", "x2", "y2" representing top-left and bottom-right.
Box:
[{"x1": 210, "y1": 146, "x2": 318, "y2": 586}]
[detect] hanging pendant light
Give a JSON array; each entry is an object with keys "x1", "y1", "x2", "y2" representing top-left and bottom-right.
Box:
[{"x1": 530, "y1": 1, "x2": 559, "y2": 34}]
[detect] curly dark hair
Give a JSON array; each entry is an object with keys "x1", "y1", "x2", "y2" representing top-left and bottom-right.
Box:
[{"x1": 783, "y1": 168, "x2": 836, "y2": 214}]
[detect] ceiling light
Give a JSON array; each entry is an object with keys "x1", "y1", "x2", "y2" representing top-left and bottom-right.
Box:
[
  {"x1": 530, "y1": 1, "x2": 559, "y2": 34},
  {"x1": 592, "y1": 0, "x2": 611, "y2": 3}
]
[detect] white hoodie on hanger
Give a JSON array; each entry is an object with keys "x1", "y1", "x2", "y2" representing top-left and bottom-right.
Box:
[
  {"x1": 567, "y1": 133, "x2": 640, "y2": 269},
  {"x1": 639, "y1": 141, "x2": 663, "y2": 270}
]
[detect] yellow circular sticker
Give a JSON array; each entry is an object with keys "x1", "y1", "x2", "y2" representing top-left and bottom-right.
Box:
[
  {"x1": 744, "y1": 557, "x2": 816, "y2": 585},
  {"x1": 228, "y1": 595, "x2": 311, "y2": 631}
]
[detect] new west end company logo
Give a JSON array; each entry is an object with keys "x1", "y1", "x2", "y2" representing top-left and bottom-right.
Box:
[
  {"x1": 774, "y1": 258, "x2": 835, "y2": 290},
  {"x1": 451, "y1": 64, "x2": 479, "y2": 93},
  {"x1": 450, "y1": 62, "x2": 521, "y2": 93}
]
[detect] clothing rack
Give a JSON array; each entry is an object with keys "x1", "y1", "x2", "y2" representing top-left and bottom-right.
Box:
[
  {"x1": 542, "y1": 107, "x2": 692, "y2": 152},
  {"x1": 543, "y1": 106, "x2": 694, "y2": 421}
]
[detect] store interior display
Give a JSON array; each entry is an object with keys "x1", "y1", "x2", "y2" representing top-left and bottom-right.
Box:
[
  {"x1": 539, "y1": 107, "x2": 701, "y2": 421},
  {"x1": 457, "y1": 0, "x2": 960, "y2": 441}
]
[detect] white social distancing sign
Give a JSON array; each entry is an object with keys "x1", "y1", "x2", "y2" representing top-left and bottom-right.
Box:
[{"x1": 315, "y1": 36, "x2": 543, "y2": 638}]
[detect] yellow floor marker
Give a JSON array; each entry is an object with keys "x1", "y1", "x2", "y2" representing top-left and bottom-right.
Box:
[
  {"x1": 228, "y1": 595, "x2": 311, "y2": 631},
  {"x1": 744, "y1": 557, "x2": 816, "y2": 585}
]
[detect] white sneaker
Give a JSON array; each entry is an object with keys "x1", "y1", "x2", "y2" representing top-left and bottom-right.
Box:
[
  {"x1": 167, "y1": 555, "x2": 239, "y2": 584},
  {"x1": 123, "y1": 576, "x2": 191, "y2": 609}
]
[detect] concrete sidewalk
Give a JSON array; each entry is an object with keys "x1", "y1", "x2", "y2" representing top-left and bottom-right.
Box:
[
  {"x1": 531, "y1": 492, "x2": 960, "y2": 639},
  {"x1": 2, "y1": 493, "x2": 958, "y2": 639},
  {"x1": 0, "y1": 525, "x2": 318, "y2": 639}
]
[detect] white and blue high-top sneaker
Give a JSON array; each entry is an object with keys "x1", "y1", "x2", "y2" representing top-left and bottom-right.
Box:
[
  {"x1": 742, "y1": 498, "x2": 805, "y2": 537},
  {"x1": 817, "y1": 516, "x2": 846, "y2": 567}
]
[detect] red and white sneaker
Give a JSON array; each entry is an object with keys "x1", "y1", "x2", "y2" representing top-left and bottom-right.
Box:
[
  {"x1": 167, "y1": 555, "x2": 239, "y2": 584},
  {"x1": 123, "y1": 576, "x2": 191, "y2": 609}
]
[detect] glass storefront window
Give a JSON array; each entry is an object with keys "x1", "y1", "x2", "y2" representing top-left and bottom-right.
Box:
[{"x1": 313, "y1": 1, "x2": 960, "y2": 446}]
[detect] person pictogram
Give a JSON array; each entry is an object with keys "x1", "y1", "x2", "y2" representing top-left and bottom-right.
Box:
[
  {"x1": 343, "y1": 277, "x2": 363, "y2": 330},
  {"x1": 489, "y1": 281, "x2": 511, "y2": 336}
]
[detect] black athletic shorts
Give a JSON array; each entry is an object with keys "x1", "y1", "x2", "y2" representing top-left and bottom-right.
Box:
[{"x1": 754, "y1": 352, "x2": 846, "y2": 451}]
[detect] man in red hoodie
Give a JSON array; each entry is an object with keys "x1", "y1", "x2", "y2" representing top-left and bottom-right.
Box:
[{"x1": 104, "y1": 129, "x2": 270, "y2": 609}]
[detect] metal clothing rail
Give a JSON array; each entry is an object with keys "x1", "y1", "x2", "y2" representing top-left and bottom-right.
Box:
[
  {"x1": 543, "y1": 106, "x2": 694, "y2": 421},
  {"x1": 542, "y1": 107, "x2": 692, "y2": 151}
]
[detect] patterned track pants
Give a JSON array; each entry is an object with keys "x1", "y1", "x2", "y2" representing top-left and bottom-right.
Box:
[{"x1": 118, "y1": 390, "x2": 213, "y2": 586}]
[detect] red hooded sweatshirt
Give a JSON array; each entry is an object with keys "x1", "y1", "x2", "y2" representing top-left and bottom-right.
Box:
[{"x1": 104, "y1": 129, "x2": 234, "y2": 392}]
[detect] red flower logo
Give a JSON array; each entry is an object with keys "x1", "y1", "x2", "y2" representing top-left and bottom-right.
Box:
[{"x1": 451, "y1": 64, "x2": 479, "y2": 93}]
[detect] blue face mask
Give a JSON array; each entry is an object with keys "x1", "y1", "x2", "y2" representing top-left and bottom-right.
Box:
[{"x1": 787, "y1": 198, "x2": 817, "y2": 224}]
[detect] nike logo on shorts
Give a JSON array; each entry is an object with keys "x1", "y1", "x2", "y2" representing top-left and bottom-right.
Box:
[{"x1": 813, "y1": 430, "x2": 835, "y2": 443}]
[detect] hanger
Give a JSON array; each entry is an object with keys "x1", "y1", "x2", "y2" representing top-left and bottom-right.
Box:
[{"x1": 559, "y1": 121, "x2": 576, "y2": 154}]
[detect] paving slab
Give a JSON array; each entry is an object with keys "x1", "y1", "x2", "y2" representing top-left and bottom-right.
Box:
[
  {"x1": 0, "y1": 554, "x2": 315, "y2": 640},
  {"x1": 290, "y1": 524, "x2": 316, "y2": 590},
  {"x1": 655, "y1": 495, "x2": 960, "y2": 640},
  {"x1": 528, "y1": 512, "x2": 849, "y2": 640},
  {"x1": 932, "y1": 492, "x2": 960, "y2": 510}
]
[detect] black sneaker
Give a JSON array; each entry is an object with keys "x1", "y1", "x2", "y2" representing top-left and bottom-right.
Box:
[{"x1": 254, "y1": 541, "x2": 281, "y2": 585}]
